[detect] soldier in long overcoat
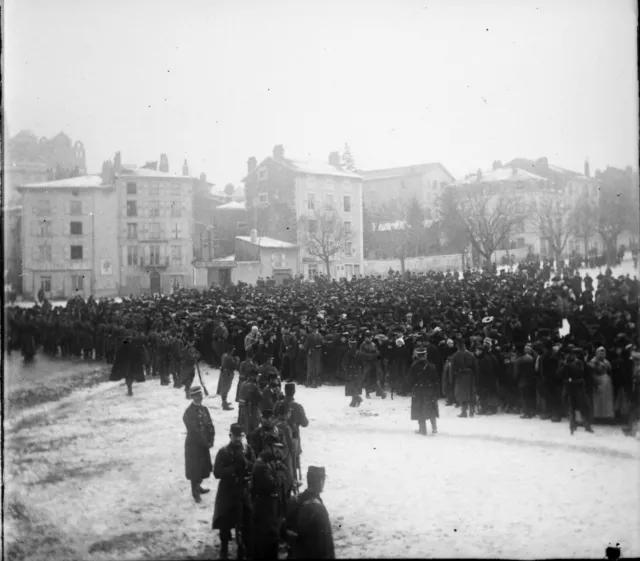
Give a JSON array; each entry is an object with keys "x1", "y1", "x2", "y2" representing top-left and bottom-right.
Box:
[
  {"x1": 238, "y1": 370, "x2": 263, "y2": 436},
  {"x1": 109, "y1": 332, "x2": 146, "y2": 396},
  {"x1": 280, "y1": 326, "x2": 298, "y2": 382},
  {"x1": 342, "y1": 338, "x2": 363, "y2": 407},
  {"x1": 450, "y1": 337, "x2": 478, "y2": 418},
  {"x1": 303, "y1": 324, "x2": 324, "y2": 387},
  {"x1": 217, "y1": 345, "x2": 239, "y2": 411},
  {"x1": 408, "y1": 348, "x2": 440, "y2": 435},
  {"x1": 183, "y1": 386, "x2": 215, "y2": 503},
  {"x1": 212, "y1": 423, "x2": 255, "y2": 560}
]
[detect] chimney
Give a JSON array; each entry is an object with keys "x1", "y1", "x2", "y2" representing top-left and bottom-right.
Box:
[
  {"x1": 142, "y1": 161, "x2": 158, "y2": 170},
  {"x1": 250, "y1": 228, "x2": 258, "y2": 244},
  {"x1": 328, "y1": 151, "x2": 341, "y2": 167},
  {"x1": 200, "y1": 172, "x2": 207, "y2": 182},
  {"x1": 492, "y1": 160, "x2": 502, "y2": 171},
  {"x1": 101, "y1": 160, "x2": 114, "y2": 184},
  {"x1": 584, "y1": 160, "x2": 590, "y2": 177},
  {"x1": 159, "y1": 154, "x2": 169, "y2": 173},
  {"x1": 114, "y1": 151, "x2": 122, "y2": 173},
  {"x1": 273, "y1": 145, "x2": 284, "y2": 161},
  {"x1": 477, "y1": 168, "x2": 482, "y2": 181},
  {"x1": 182, "y1": 159, "x2": 189, "y2": 176},
  {"x1": 248, "y1": 157, "x2": 257, "y2": 174}
]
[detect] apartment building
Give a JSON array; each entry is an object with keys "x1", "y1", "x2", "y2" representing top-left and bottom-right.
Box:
[
  {"x1": 113, "y1": 154, "x2": 198, "y2": 295},
  {"x1": 18, "y1": 175, "x2": 118, "y2": 299},
  {"x1": 243, "y1": 145, "x2": 364, "y2": 280}
]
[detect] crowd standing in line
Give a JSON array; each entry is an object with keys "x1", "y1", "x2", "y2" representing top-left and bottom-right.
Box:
[{"x1": 5, "y1": 258, "x2": 640, "y2": 558}]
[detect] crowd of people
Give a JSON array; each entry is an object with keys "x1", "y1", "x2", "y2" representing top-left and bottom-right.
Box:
[{"x1": 5, "y1": 259, "x2": 640, "y2": 558}]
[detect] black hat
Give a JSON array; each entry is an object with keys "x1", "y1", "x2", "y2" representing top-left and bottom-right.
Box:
[
  {"x1": 307, "y1": 466, "x2": 326, "y2": 480},
  {"x1": 284, "y1": 382, "x2": 296, "y2": 396},
  {"x1": 262, "y1": 408, "x2": 274, "y2": 419},
  {"x1": 230, "y1": 423, "x2": 245, "y2": 437}
]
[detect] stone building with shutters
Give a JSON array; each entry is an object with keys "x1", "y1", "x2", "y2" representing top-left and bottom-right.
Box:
[
  {"x1": 233, "y1": 233, "x2": 300, "y2": 285},
  {"x1": 17, "y1": 175, "x2": 118, "y2": 299},
  {"x1": 111, "y1": 153, "x2": 199, "y2": 296}
]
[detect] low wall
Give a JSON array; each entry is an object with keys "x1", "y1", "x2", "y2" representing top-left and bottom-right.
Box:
[{"x1": 364, "y1": 253, "x2": 463, "y2": 275}]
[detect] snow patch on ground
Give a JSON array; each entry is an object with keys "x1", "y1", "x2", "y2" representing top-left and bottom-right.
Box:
[{"x1": 4, "y1": 364, "x2": 640, "y2": 560}]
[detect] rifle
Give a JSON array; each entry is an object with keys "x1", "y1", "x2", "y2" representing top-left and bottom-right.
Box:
[{"x1": 195, "y1": 361, "x2": 209, "y2": 397}]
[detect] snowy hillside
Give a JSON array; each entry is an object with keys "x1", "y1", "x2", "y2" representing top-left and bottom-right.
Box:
[{"x1": 4, "y1": 365, "x2": 639, "y2": 560}]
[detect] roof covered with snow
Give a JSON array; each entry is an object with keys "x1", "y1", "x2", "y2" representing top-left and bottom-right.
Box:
[
  {"x1": 361, "y1": 162, "x2": 455, "y2": 181},
  {"x1": 118, "y1": 167, "x2": 198, "y2": 180},
  {"x1": 236, "y1": 235, "x2": 298, "y2": 249},
  {"x1": 18, "y1": 175, "x2": 109, "y2": 189},
  {"x1": 283, "y1": 158, "x2": 363, "y2": 179},
  {"x1": 217, "y1": 201, "x2": 246, "y2": 211},
  {"x1": 456, "y1": 167, "x2": 548, "y2": 185}
]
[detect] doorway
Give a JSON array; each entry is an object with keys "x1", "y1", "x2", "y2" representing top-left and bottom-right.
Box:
[
  {"x1": 150, "y1": 270, "x2": 161, "y2": 294},
  {"x1": 220, "y1": 268, "x2": 231, "y2": 287}
]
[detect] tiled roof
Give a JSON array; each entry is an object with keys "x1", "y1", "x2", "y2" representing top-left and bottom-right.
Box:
[
  {"x1": 236, "y1": 235, "x2": 298, "y2": 249},
  {"x1": 18, "y1": 175, "x2": 108, "y2": 189}
]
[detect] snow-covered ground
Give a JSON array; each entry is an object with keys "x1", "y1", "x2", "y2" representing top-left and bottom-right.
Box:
[{"x1": 4, "y1": 364, "x2": 639, "y2": 560}]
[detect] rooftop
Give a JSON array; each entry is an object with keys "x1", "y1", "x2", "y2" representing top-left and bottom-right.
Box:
[
  {"x1": 361, "y1": 162, "x2": 455, "y2": 181},
  {"x1": 236, "y1": 235, "x2": 298, "y2": 249},
  {"x1": 118, "y1": 167, "x2": 198, "y2": 180},
  {"x1": 456, "y1": 167, "x2": 549, "y2": 185},
  {"x1": 18, "y1": 174, "x2": 109, "y2": 189},
  {"x1": 217, "y1": 201, "x2": 246, "y2": 211},
  {"x1": 283, "y1": 158, "x2": 363, "y2": 180}
]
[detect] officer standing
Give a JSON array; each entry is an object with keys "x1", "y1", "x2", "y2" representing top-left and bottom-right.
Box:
[
  {"x1": 285, "y1": 466, "x2": 335, "y2": 559},
  {"x1": 408, "y1": 348, "x2": 440, "y2": 435},
  {"x1": 183, "y1": 386, "x2": 215, "y2": 503}
]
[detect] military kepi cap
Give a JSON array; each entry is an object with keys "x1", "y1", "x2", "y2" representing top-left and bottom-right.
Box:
[
  {"x1": 262, "y1": 408, "x2": 274, "y2": 419},
  {"x1": 230, "y1": 423, "x2": 245, "y2": 436},
  {"x1": 284, "y1": 382, "x2": 296, "y2": 395},
  {"x1": 308, "y1": 466, "x2": 326, "y2": 479}
]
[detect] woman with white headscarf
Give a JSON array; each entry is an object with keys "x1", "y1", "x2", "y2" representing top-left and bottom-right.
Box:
[{"x1": 590, "y1": 347, "x2": 615, "y2": 420}]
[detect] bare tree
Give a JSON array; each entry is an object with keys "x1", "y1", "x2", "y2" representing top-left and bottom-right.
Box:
[
  {"x1": 299, "y1": 205, "x2": 346, "y2": 278},
  {"x1": 597, "y1": 183, "x2": 634, "y2": 265},
  {"x1": 436, "y1": 186, "x2": 469, "y2": 253},
  {"x1": 570, "y1": 199, "x2": 598, "y2": 256},
  {"x1": 532, "y1": 193, "x2": 574, "y2": 267},
  {"x1": 457, "y1": 187, "x2": 523, "y2": 266}
]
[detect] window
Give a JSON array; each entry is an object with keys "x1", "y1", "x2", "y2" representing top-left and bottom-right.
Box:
[
  {"x1": 344, "y1": 221, "x2": 352, "y2": 234},
  {"x1": 40, "y1": 277, "x2": 52, "y2": 292},
  {"x1": 70, "y1": 221, "x2": 83, "y2": 235},
  {"x1": 39, "y1": 220, "x2": 52, "y2": 237},
  {"x1": 170, "y1": 182, "x2": 181, "y2": 195},
  {"x1": 70, "y1": 200, "x2": 82, "y2": 215},
  {"x1": 126, "y1": 182, "x2": 137, "y2": 195},
  {"x1": 38, "y1": 245, "x2": 52, "y2": 261},
  {"x1": 324, "y1": 194, "x2": 334, "y2": 210},
  {"x1": 127, "y1": 201, "x2": 137, "y2": 217},
  {"x1": 149, "y1": 244, "x2": 161, "y2": 265},
  {"x1": 516, "y1": 237, "x2": 526, "y2": 249},
  {"x1": 149, "y1": 183, "x2": 159, "y2": 197},
  {"x1": 272, "y1": 253, "x2": 287, "y2": 268},
  {"x1": 171, "y1": 245, "x2": 182, "y2": 265},
  {"x1": 171, "y1": 223, "x2": 182, "y2": 239},
  {"x1": 170, "y1": 202, "x2": 182, "y2": 217},
  {"x1": 354, "y1": 264, "x2": 360, "y2": 277},
  {"x1": 344, "y1": 241, "x2": 353, "y2": 256},
  {"x1": 307, "y1": 193, "x2": 316, "y2": 211},
  {"x1": 149, "y1": 201, "x2": 160, "y2": 217},
  {"x1": 308, "y1": 219, "x2": 318, "y2": 234},
  {"x1": 258, "y1": 168, "x2": 268, "y2": 181},
  {"x1": 127, "y1": 223, "x2": 138, "y2": 239},
  {"x1": 71, "y1": 245, "x2": 83, "y2": 260},
  {"x1": 149, "y1": 223, "x2": 161, "y2": 239},
  {"x1": 37, "y1": 200, "x2": 52, "y2": 216},
  {"x1": 71, "y1": 274, "x2": 84, "y2": 291},
  {"x1": 343, "y1": 195, "x2": 351, "y2": 213},
  {"x1": 127, "y1": 245, "x2": 139, "y2": 266},
  {"x1": 171, "y1": 275, "x2": 183, "y2": 288}
]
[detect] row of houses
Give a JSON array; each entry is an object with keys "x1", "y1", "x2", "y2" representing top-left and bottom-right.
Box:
[{"x1": 6, "y1": 135, "x2": 638, "y2": 298}]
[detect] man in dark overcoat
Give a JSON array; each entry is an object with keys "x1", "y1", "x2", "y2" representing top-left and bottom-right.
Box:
[
  {"x1": 218, "y1": 344, "x2": 239, "y2": 411},
  {"x1": 183, "y1": 386, "x2": 215, "y2": 503},
  {"x1": 450, "y1": 337, "x2": 478, "y2": 418},
  {"x1": 212, "y1": 423, "x2": 255, "y2": 560},
  {"x1": 280, "y1": 325, "x2": 298, "y2": 382},
  {"x1": 303, "y1": 324, "x2": 324, "y2": 388},
  {"x1": 343, "y1": 338, "x2": 363, "y2": 407},
  {"x1": 109, "y1": 332, "x2": 146, "y2": 396},
  {"x1": 408, "y1": 348, "x2": 440, "y2": 435}
]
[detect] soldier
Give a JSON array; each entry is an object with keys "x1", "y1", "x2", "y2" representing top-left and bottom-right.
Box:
[
  {"x1": 109, "y1": 332, "x2": 146, "y2": 397},
  {"x1": 450, "y1": 337, "x2": 478, "y2": 418},
  {"x1": 180, "y1": 339, "x2": 200, "y2": 400},
  {"x1": 258, "y1": 356, "x2": 279, "y2": 392},
  {"x1": 212, "y1": 319, "x2": 230, "y2": 368},
  {"x1": 303, "y1": 323, "x2": 324, "y2": 388},
  {"x1": 343, "y1": 337, "x2": 363, "y2": 407},
  {"x1": 388, "y1": 334, "x2": 410, "y2": 399},
  {"x1": 183, "y1": 386, "x2": 216, "y2": 503},
  {"x1": 359, "y1": 331, "x2": 383, "y2": 399},
  {"x1": 282, "y1": 382, "x2": 309, "y2": 486},
  {"x1": 280, "y1": 324, "x2": 298, "y2": 382},
  {"x1": 561, "y1": 346, "x2": 594, "y2": 435},
  {"x1": 261, "y1": 371, "x2": 284, "y2": 412},
  {"x1": 285, "y1": 466, "x2": 335, "y2": 560},
  {"x1": 408, "y1": 348, "x2": 440, "y2": 435},
  {"x1": 249, "y1": 409, "x2": 287, "y2": 459},
  {"x1": 274, "y1": 401, "x2": 297, "y2": 495},
  {"x1": 236, "y1": 351, "x2": 259, "y2": 403},
  {"x1": 238, "y1": 370, "x2": 263, "y2": 436},
  {"x1": 250, "y1": 437, "x2": 290, "y2": 560},
  {"x1": 218, "y1": 344, "x2": 239, "y2": 411},
  {"x1": 212, "y1": 423, "x2": 255, "y2": 560}
]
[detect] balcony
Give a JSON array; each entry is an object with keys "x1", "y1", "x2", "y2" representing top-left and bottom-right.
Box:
[{"x1": 139, "y1": 257, "x2": 170, "y2": 269}]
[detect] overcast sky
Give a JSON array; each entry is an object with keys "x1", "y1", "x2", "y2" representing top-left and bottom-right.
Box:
[{"x1": 5, "y1": 0, "x2": 638, "y2": 189}]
